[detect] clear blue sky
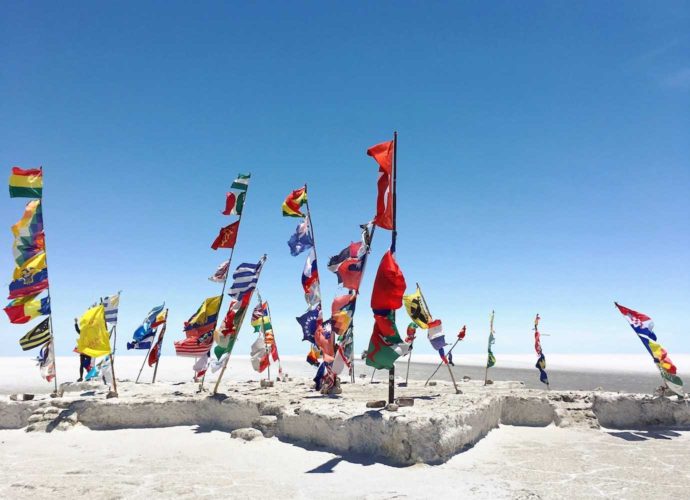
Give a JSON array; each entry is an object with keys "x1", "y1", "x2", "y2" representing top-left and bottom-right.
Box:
[{"x1": 1, "y1": 1, "x2": 688, "y2": 362}]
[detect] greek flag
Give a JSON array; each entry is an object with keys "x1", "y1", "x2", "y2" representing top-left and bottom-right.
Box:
[
  {"x1": 229, "y1": 256, "x2": 266, "y2": 300},
  {"x1": 102, "y1": 293, "x2": 120, "y2": 325}
]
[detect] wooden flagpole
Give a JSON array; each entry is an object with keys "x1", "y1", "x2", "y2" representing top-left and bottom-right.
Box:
[
  {"x1": 108, "y1": 321, "x2": 119, "y2": 397},
  {"x1": 484, "y1": 310, "x2": 495, "y2": 386},
  {"x1": 212, "y1": 255, "x2": 267, "y2": 395},
  {"x1": 135, "y1": 340, "x2": 154, "y2": 383},
  {"x1": 151, "y1": 309, "x2": 168, "y2": 383},
  {"x1": 389, "y1": 131, "x2": 398, "y2": 405},
  {"x1": 424, "y1": 337, "x2": 461, "y2": 386},
  {"x1": 349, "y1": 223, "x2": 376, "y2": 383}
]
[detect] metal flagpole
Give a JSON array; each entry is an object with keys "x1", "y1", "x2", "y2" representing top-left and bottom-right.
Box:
[
  {"x1": 417, "y1": 283, "x2": 459, "y2": 393},
  {"x1": 303, "y1": 186, "x2": 326, "y2": 359},
  {"x1": 212, "y1": 255, "x2": 267, "y2": 395},
  {"x1": 388, "y1": 132, "x2": 398, "y2": 405},
  {"x1": 151, "y1": 309, "x2": 168, "y2": 383}
]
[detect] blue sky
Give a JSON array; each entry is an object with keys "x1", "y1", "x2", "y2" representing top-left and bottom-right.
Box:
[{"x1": 1, "y1": 1, "x2": 688, "y2": 363}]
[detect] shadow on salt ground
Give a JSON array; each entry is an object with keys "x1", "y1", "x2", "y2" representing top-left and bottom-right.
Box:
[
  {"x1": 608, "y1": 428, "x2": 686, "y2": 441},
  {"x1": 306, "y1": 457, "x2": 344, "y2": 473}
]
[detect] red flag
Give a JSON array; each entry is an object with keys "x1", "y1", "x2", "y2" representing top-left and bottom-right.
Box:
[
  {"x1": 367, "y1": 140, "x2": 394, "y2": 230},
  {"x1": 211, "y1": 221, "x2": 239, "y2": 250},
  {"x1": 370, "y1": 250, "x2": 406, "y2": 311},
  {"x1": 222, "y1": 192, "x2": 238, "y2": 215}
]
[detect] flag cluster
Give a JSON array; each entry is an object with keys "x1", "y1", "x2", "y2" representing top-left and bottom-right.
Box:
[
  {"x1": 211, "y1": 174, "x2": 249, "y2": 250},
  {"x1": 127, "y1": 304, "x2": 165, "y2": 350},
  {"x1": 249, "y1": 301, "x2": 280, "y2": 373},
  {"x1": 6, "y1": 167, "x2": 54, "y2": 382},
  {"x1": 403, "y1": 286, "x2": 449, "y2": 363}
]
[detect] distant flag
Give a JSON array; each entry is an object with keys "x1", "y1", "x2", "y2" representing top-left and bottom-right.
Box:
[
  {"x1": 148, "y1": 310, "x2": 168, "y2": 367},
  {"x1": 250, "y1": 300, "x2": 280, "y2": 373},
  {"x1": 486, "y1": 311, "x2": 496, "y2": 369},
  {"x1": 366, "y1": 141, "x2": 394, "y2": 230},
  {"x1": 533, "y1": 314, "x2": 549, "y2": 386},
  {"x1": 230, "y1": 173, "x2": 250, "y2": 191},
  {"x1": 211, "y1": 220, "x2": 240, "y2": 250},
  {"x1": 102, "y1": 293, "x2": 120, "y2": 325},
  {"x1": 615, "y1": 302, "x2": 684, "y2": 396},
  {"x1": 296, "y1": 305, "x2": 322, "y2": 343},
  {"x1": 9, "y1": 167, "x2": 43, "y2": 198},
  {"x1": 76, "y1": 304, "x2": 111, "y2": 358},
  {"x1": 287, "y1": 216, "x2": 313, "y2": 256},
  {"x1": 427, "y1": 319, "x2": 448, "y2": 363},
  {"x1": 222, "y1": 173, "x2": 251, "y2": 217},
  {"x1": 4, "y1": 294, "x2": 50, "y2": 324},
  {"x1": 18, "y1": 317, "x2": 51, "y2": 351},
  {"x1": 282, "y1": 186, "x2": 308, "y2": 217},
  {"x1": 127, "y1": 303, "x2": 165, "y2": 350},
  {"x1": 36, "y1": 342, "x2": 55, "y2": 382},
  {"x1": 208, "y1": 260, "x2": 230, "y2": 283},
  {"x1": 405, "y1": 322, "x2": 418, "y2": 344},
  {"x1": 8, "y1": 252, "x2": 49, "y2": 299},
  {"x1": 403, "y1": 286, "x2": 432, "y2": 329},
  {"x1": 228, "y1": 256, "x2": 266, "y2": 300}
]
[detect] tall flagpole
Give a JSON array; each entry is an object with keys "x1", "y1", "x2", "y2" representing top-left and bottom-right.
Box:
[
  {"x1": 389, "y1": 131, "x2": 398, "y2": 405},
  {"x1": 212, "y1": 255, "x2": 267, "y2": 395},
  {"x1": 199, "y1": 177, "x2": 251, "y2": 392},
  {"x1": 484, "y1": 310, "x2": 495, "y2": 386},
  {"x1": 151, "y1": 308, "x2": 168, "y2": 383},
  {"x1": 303, "y1": 185, "x2": 327, "y2": 358},
  {"x1": 135, "y1": 340, "x2": 154, "y2": 383}
]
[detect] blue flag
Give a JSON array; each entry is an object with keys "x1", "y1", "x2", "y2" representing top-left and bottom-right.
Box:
[
  {"x1": 296, "y1": 305, "x2": 321, "y2": 343},
  {"x1": 287, "y1": 218, "x2": 313, "y2": 256}
]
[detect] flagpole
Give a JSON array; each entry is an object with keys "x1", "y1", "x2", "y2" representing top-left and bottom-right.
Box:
[
  {"x1": 135, "y1": 341, "x2": 154, "y2": 383},
  {"x1": 151, "y1": 309, "x2": 168, "y2": 383},
  {"x1": 484, "y1": 310, "x2": 494, "y2": 386},
  {"x1": 212, "y1": 254, "x2": 267, "y2": 395},
  {"x1": 404, "y1": 336, "x2": 414, "y2": 386},
  {"x1": 303, "y1": 185, "x2": 326, "y2": 358},
  {"x1": 109, "y1": 323, "x2": 119, "y2": 397},
  {"x1": 264, "y1": 299, "x2": 281, "y2": 379},
  {"x1": 199, "y1": 176, "x2": 252, "y2": 391},
  {"x1": 388, "y1": 131, "x2": 398, "y2": 405},
  {"x1": 425, "y1": 337, "x2": 461, "y2": 386}
]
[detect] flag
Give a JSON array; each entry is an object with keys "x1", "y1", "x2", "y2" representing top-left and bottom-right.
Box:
[
  {"x1": 250, "y1": 302, "x2": 270, "y2": 328},
  {"x1": 328, "y1": 242, "x2": 365, "y2": 291},
  {"x1": 208, "y1": 260, "x2": 230, "y2": 283},
  {"x1": 12, "y1": 232, "x2": 45, "y2": 267},
  {"x1": 533, "y1": 314, "x2": 548, "y2": 386},
  {"x1": 282, "y1": 187, "x2": 307, "y2": 217},
  {"x1": 366, "y1": 141, "x2": 394, "y2": 230},
  {"x1": 175, "y1": 332, "x2": 214, "y2": 357},
  {"x1": 332, "y1": 343, "x2": 351, "y2": 375},
  {"x1": 128, "y1": 303, "x2": 165, "y2": 350},
  {"x1": 8, "y1": 252, "x2": 49, "y2": 299},
  {"x1": 458, "y1": 325, "x2": 467, "y2": 340},
  {"x1": 315, "y1": 320, "x2": 334, "y2": 363},
  {"x1": 211, "y1": 221, "x2": 240, "y2": 250},
  {"x1": 427, "y1": 319, "x2": 448, "y2": 363},
  {"x1": 77, "y1": 304, "x2": 111, "y2": 358},
  {"x1": 12, "y1": 199, "x2": 43, "y2": 239},
  {"x1": 296, "y1": 305, "x2": 322, "y2": 343},
  {"x1": 193, "y1": 352, "x2": 210, "y2": 378},
  {"x1": 250, "y1": 334, "x2": 279, "y2": 373},
  {"x1": 9, "y1": 167, "x2": 43, "y2": 198},
  {"x1": 615, "y1": 302, "x2": 684, "y2": 396},
  {"x1": 183, "y1": 296, "x2": 221, "y2": 337},
  {"x1": 19, "y1": 317, "x2": 51, "y2": 351},
  {"x1": 306, "y1": 345, "x2": 320, "y2": 366},
  {"x1": 370, "y1": 250, "x2": 406, "y2": 311},
  {"x1": 148, "y1": 313, "x2": 168, "y2": 367},
  {"x1": 535, "y1": 354, "x2": 548, "y2": 385},
  {"x1": 102, "y1": 293, "x2": 120, "y2": 325},
  {"x1": 228, "y1": 256, "x2": 266, "y2": 300},
  {"x1": 365, "y1": 311, "x2": 409, "y2": 370},
  {"x1": 36, "y1": 342, "x2": 55, "y2": 382},
  {"x1": 222, "y1": 191, "x2": 246, "y2": 216},
  {"x1": 4, "y1": 294, "x2": 50, "y2": 324},
  {"x1": 487, "y1": 311, "x2": 496, "y2": 368},
  {"x1": 287, "y1": 217, "x2": 313, "y2": 256},
  {"x1": 403, "y1": 287, "x2": 432, "y2": 329},
  {"x1": 230, "y1": 173, "x2": 250, "y2": 191},
  {"x1": 331, "y1": 294, "x2": 355, "y2": 336},
  {"x1": 301, "y1": 249, "x2": 319, "y2": 296},
  {"x1": 405, "y1": 322, "x2": 418, "y2": 344},
  {"x1": 213, "y1": 295, "x2": 250, "y2": 359}
]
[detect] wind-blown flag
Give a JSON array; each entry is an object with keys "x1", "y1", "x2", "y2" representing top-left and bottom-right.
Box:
[
  {"x1": 282, "y1": 187, "x2": 308, "y2": 217},
  {"x1": 19, "y1": 317, "x2": 51, "y2": 351},
  {"x1": 231, "y1": 173, "x2": 250, "y2": 192},
  {"x1": 209, "y1": 260, "x2": 230, "y2": 283},
  {"x1": 288, "y1": 217, "x2": 313, "y2": 256},
  {"x1": 4, "y1": 294, "x2": 50, "y2": 324},
  {"x1": 250, "y1": 301, "x2": 280, "y2": 373},
  {"x1": 77, "y1": 305, "x2": 111, "y2": 358},
  {"x1": 306, "y1": 345, "x2": 320, "y2": 366},
  {"x1": 127, "y1": 304, "x2": 165, "y2": 350},
  {"x1": 12, "y1": 199, "x2": 43, "y2": 239},
  {"x1": 403, "y1": 287, "x2": 432, "y2": 329},
  {"x1": 533, "y1": 314, "x2": 548, "y2": 385},
  {"x1": 228, "y1": 256, "x2": 266, "y2": 300},
  {"x1": 36, "y1": 342, "x2": 55, "y2": 382},
  {"x1": 9, "y1": 167, "x2": 43, "y2": 198},
  {"x1": 427, "y1": 319, "x2": 448, "y2": 363},
  {"x1": 328, "y1": 242, "x2": 365, "y2": 291},
  {"x1": 148, "y1": 311, "x2": 168, "y2": 367},
  {"x1": 366, "y1": 141, "x2": 394, "y2": 230},
  {"x1": 297, "y1": 305, "x2": 322, "y2": 343},
  {"x1": 315, "y1": 320, "x2": 335, "y2": 363},
  {"x1": 301, "y1": 249, "x2": 320, "y2": 305},
  {"x1": 486, "y1": 311, "x2": 496, "y2": 368},
  {"x1": 9, "y1": 252, "x2": 49, "y2": 299},
  {"x1": 183, "y1": 296, "x2": 221, "y2": 337},
  {"x1": 211, "y1": 221, "x2": 240, "y2": 250},
  {"x1": 371, "y1": 250, "x2": 406, "y2": 311},
  {"x1": 615, "y1": 302, "x2": 684, "y2": 396},
  {"x1": 102, "y1": 293, "x2": 120, "y2": 325}
]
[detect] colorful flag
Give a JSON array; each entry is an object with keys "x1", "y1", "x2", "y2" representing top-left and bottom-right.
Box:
[
  {"x1": 328, "y1": 242, "x2": 365, "y2": 291},
  {"x1": 102, "y1": 293, "x2": 120, "y2": 325},
  {"x1": 615, "y1": 302, "x2": 684, "y2": 396},
  {"x1": 230, "y1": 173, "x2": 250, "y2": 191},
  {"x1": 297, "y1": 305, "x2": 322, "y2": 343},
  {"x1": 301, "y1": 249, "x2": 320, "y2": 296},
  {"x1": 127, "y1": 303, "x2": 165, "y2": 350},
  {"x1": 4, "y1": 294, "x2": 50, "y2": 324},
  {"x1": 213, "y1": 295, "x2": 250, "y2": 359},
  {"x1": 148, "y1": 311, "x2": 168, "y2": 367},
  {"x1": 8, "y1": 252, "x2": 49, "y2": 299},
  {"x1": 211, "y1": 220, "x2": 240, "y2": 250},
  {"x1": 228, "y1": 256, "x2": 266, "y2": 299},
  {"x1": 486, "y1": 310, "x2": 496, "y2": 368},
  {"x1": 370, "y1": 250, "x2": 406, "y2": 311},
  {"x1": 282, "y1": 187, "x2": 307, "y2": 217},
  {"x1": 533, "y1": 314, "x2": 548, "y2": 385},
  {"x1": 365, "y1": 311, "x2": 410, "y2": 370},
  {"x1": 222, "y1": 191, "x2": 245, "y2": 216},
  {"x1": 403, "y1": 287, "x2": 432, "y2": 329},
  {"x1": 174, "y1": 332, "x2": 213, "y2": 357},
  {"x1": 19, "y1": 317, "x2": 51, "y2": 351},
  {"x1": 12, "y1": 233, "x2": 45, "y2": 267},
  {"x1": 250, "y1": 334, "x2": 279, "y2": 373},
  {"x1": 427, "y1": 319, "x2": 448, "y2": 363},
  {"x1": 77, "y1": 304, "x2": 111, "y2": 358},
  {"x1": 11, "y1": 199, "x2": 43, "y2": 239},
  {"x1": 183, "y1": 296, "x2": 221, "y2": 337},
  {"x1": 366, "y1": 141, "x2": 394, "y2": 230},
  {"x1": 306, "y1": 345, "x2": 320, "y2": 366},
  {"x1": 288, "y1": 217, "x2": 313, "y2": 256},
  {"x1": 9, "y1": 167, "x2": 43, "y2": 198},
  {"x1": 315, "y1": 320, "x2": 335, "y2": 363},
  {"x1": 331, "y1": 294, "x2": 355, "y2": 336},
  {"x1": 405, "y1": 322, "x2": 418, "y2": 344},
  {"x1": 208, "y1": 260, "x2": 230, "y2": 283},
  {"x1": 36, "y1": 342, "x2": 55, "y2": 382}
]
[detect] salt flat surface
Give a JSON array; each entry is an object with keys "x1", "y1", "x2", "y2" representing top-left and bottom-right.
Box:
[{"x1": 1, "y1": 425, "x2": 688, "y2": 499}]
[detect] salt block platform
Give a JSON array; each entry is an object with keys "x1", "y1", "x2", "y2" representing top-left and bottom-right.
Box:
[{"x1": 2, "y1": 378, "x2": 689, "y2": 465}]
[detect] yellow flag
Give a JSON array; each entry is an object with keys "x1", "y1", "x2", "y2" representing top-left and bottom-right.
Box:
[
  {"x1": 77, "y1": 304, "x2": 111, "y2": 357},
  {"x1": 403, "y1": 287, "x2": 432, "y2": 329}
]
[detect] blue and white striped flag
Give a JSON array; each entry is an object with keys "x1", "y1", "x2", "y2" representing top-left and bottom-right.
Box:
[
  {"x1": 102, "y1": 293, "x2": 120, "y2": 325},
  {"x1": 229, "y1": 256, "x2": 267, "y2": 300}
]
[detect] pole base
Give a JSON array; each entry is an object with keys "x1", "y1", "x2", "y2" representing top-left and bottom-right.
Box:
[{"x1": 106, "y1": 391, "x2": 118, "y2": 399}]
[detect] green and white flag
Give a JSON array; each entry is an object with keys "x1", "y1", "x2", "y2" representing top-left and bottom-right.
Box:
[
  {"x1": 486, "y1": 310, "x2": 496, "y2": 368},
  {"x1": 231, "y1": 173, "x2": 250, "y2": 191}
]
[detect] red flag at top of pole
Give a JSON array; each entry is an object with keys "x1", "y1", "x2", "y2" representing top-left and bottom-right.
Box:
[
  {"x1": 211, "y1": 221, "x2": 240, "y2": 250},
  {"x1": 367, "y1": 140, "x2": 394, "y2": 230}
]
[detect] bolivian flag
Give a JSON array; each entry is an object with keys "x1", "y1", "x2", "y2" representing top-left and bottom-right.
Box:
[
  {"x1": 77, "y1": 304, "x2": 112, "y2": 358},
  {"x1": 9, "y1": 167, "x2": 43, "y2": 198},
  {"x1": 282, "y1": 187, "x2": 307, "y2": 217}
]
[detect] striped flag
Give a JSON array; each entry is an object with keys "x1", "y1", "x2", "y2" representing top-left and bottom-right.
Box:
[
  {"x1": 102, "y1": 293, "x2": 120, "y2": 325},
  {"x1": 229, "y1": 256, "x2": 267, "y2": 300},
  {"x1": 19, "y1": 317, "x2": 51, "y2": 351},
  {"x1": 9, "y1": 167, "x2": 43, "y2": 198},
  {"x1": 208, "y1": 260, "x2": 230, "y2": 283},
  {"x1": 230, "y1": 173, "x2": 250, "y2": 191}
]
